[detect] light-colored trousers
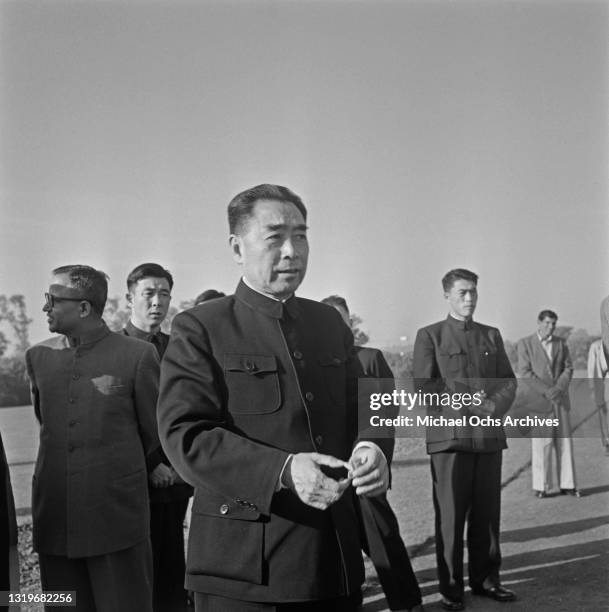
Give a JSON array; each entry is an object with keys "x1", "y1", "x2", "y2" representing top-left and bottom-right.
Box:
[{"x1": 531, "y1": 435, "x2": 576, "y2": 491}]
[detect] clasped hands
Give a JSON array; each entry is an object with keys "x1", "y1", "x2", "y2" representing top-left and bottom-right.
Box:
[
  {"x1": 284, "y1": 446, "x2": 389, "y2": 510},
  {"x1": 149, "y1": 463, "x2": 182, "y2": 488}
]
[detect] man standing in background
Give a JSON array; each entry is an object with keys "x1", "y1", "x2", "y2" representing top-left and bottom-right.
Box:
[
  {"x1": 321, "y1": 295, "x2": 423, "y2": 612},
  {"x1": 517, "y1": 310, "x2": 579, "y2": 498},
  {"x1": 413, "y1": 268, "x2": 516, "y2": 611},
  {"x1": 123, "y1": 263, "x2": 193, "y2": 612},
  {"x1": 587, "y1": 338, "x2": 609, "y2": 455}
]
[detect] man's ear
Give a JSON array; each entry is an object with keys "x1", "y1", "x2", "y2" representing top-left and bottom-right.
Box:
[
  {"x1": 229, "y1": 234, "x2": 243, "y2": 264},
  {"x1": 79, "y1": 301, "x2": 93, "y2": 319},
  {"x1": 125, "y1": 292, "x2": 133, "y2": 309}
]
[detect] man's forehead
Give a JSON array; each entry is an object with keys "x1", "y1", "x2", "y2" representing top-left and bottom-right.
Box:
[
  {"x1": 134, "y1": 277, "x2": 171, "y2": 290},
  {"x1": 49, "y1": 275, "x2": 80, "y2": 297},
  {"x1": 450, "y1": 279, "x2": 477, "y2": 291},
  {"x1": 251, "y1": 199, "x2": 306, "y2": 226}
]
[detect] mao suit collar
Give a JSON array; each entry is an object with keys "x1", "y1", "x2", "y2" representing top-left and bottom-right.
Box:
[
  {"x1": 446, "y1": 314, "x2": 474, "y2": 331},
  {"x1": 235, "y1": 279, "x2": 300, "y2": 320}
]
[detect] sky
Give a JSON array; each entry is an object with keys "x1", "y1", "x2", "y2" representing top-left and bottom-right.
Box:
[{"x1": 1, "y1": 0, "x2": 608, "y2": 349}]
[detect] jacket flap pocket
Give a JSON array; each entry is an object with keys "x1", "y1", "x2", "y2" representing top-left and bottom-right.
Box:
[
  {"x1": 224, "y1": 354, "x2": 277, "y2": 375},
  {"x1": 192, "y1": 490, "x2": 261, "y2": 521},
  {"x1": 439, "y1": 347, "x2": 465, "y2": 357}
]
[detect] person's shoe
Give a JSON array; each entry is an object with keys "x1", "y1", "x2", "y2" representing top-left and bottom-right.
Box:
[
  {"x1": 534, "y1": 489, "x2": 548, "y2": 498},
  {"x1": 471, "y1": 584, "x2": 516, "y2": 602},
  {"x1": 440, "y1": 597, "x2": 465, "y2": 611},
  {"x1": 560, "y1": 488, "x2": 582, "y2": 497}
]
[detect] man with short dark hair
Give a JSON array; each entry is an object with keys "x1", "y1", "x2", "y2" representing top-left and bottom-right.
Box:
[
  {"x1": 122, "y1": 263, "x2": 193, "y2": 612},
  {"x1": 158, "y1": 184, "x2": 390, "y2": 612},
  {"x1": 517, "y1": 310, "x2": 579, "y2": 498},
  {"x1": 194, "y1": 289, "x2": 225, "y2": 306},
  {"x1": 413, "y1": 268, "x2": 516, "y2": 611},
  {"x1": 26, "y1": 265, "x2": 163, "y2": 612},
  {"x1": 321, "y1": 295, "x2": 423, "y2": 612}
]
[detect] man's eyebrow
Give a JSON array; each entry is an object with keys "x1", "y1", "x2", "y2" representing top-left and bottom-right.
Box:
[{"x1": 264, "y1": 223, "x2": 309, "y2": 231}]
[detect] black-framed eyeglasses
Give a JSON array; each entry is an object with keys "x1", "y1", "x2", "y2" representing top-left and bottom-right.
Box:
[{"x1": 44, "y1": 293, "x2": 87, "y2": 308}]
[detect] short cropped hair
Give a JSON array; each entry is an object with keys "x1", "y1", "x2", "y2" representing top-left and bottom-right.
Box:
[
  {"x1": 538, "y1": 309, "x2": 558, "y2": 322},
  {"x1": 442, "y1": 268, "x2": 479, "y2": 292},
  {"x1": 194, "y1": 289, "x2": 226, "y2": 305},
  {"x1": 52, "y1": 265, "x2": 108, "y2": 316},
  {"x1": 228, "y1": 184, "x2": 307, "y2": 235},
  {"x1": 126, "y1": 263, "x2": 174, "y2": 292},
  {"x1": 321, "y1": 295, "x2": 349, "y2": 314}
]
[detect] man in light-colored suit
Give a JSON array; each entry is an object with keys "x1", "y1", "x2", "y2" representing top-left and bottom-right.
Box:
[{"x1": 517, "y1": 309, "x2": 580, "y2": 498}]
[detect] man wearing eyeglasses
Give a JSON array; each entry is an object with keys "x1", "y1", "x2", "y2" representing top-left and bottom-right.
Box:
[{"x1": 25, "y1": 265, "x2": 164, "y2": 612}]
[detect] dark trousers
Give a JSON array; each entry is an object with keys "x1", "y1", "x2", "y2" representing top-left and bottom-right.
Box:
[
  {"x1": 38, "y1": 539, "x2": 153, "y2": 612},
  {"x1": 358, "y1": 494, "x2": 422, "y2": 610},
  {"x1": 194, "y1": 592, "x2": 360, "y2": 612},
  {"x1": 430, "y1": 451, "x2": 502, "y2": 601},
  {"x1": 150, "y1": 499, "x2": 190, "y2": 612}
]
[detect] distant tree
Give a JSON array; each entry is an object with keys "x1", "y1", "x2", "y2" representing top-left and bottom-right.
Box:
[
  {"x1": 553, "y1": 325, "x2": 573, "y2": 340},
  {"x1": 566, "y1": 328, "x2": 596, "y2": 371},
  {"x1": 350, "y1": 313, "x2": 369, "y2": 347},
  {"x1": 0, "y1": 332, "x2": 8, "y2": 358},
  {"x1": 0, "y1": 294, "x2": 33, "y2": 352},
  {"x1": 384, "y1": 350, "x2": 414, "y2": 380},
  {"x1": 103, "y1": 297, "x2": 130, "y2": 332}
]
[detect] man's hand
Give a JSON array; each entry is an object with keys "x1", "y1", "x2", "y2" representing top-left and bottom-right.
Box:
[
  {"x1": 545, "y1": 386, "x2": 563, "y2": 401},
  {"x1": 149, "y1": 463, "x2": 174, "y2": 488},
  {"x1": 349, "y1": 445, "x2": 389, "y2": 497},
  {"x1": 285, "y1": 453, "x2": 352, "y2": 510}
]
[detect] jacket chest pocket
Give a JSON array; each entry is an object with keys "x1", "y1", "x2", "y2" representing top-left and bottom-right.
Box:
[
  {"x1": 438, "y1": 348, "x2": 467, "y2": 376},
  {"x1": 224, "y1": 354, "x2": 281, "y2": 414},
  {"x1": 318, "y1": 353, "x2": 347, "y2": 406}
]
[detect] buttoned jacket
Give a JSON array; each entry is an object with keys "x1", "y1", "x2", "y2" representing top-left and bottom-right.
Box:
[
  {"x1": 413, "y1": 316, "x2": 516, "y2": 453},
  {"x1": 158, "y1": 281, "x2": 385, "y2": 602},
  {"x1": 25, "y1": 324, "x2": 162, "y2": 557},
  {"x1": 516, "y1": 333, "x2": 573, "y2": 436},
  {"x1": 121, "y1": 321, "x2": 193, "y2": 504}
]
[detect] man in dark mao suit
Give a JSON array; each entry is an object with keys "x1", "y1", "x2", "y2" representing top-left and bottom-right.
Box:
[
  {"x1": 321, "y1": 295, "x2": 423, "y2": 612},
  {"x1": 26, "y1": 265, "x2": 165, "y2": 612},
  {"x1": 158, "y1": 184, "x2": 391, "y2": 612},
  {"x1": 413, "y1": 269, "x2": 516, "y2": 611},
  {"x1": 122, "y1": 263, "x2": 193, "y2": 612}
]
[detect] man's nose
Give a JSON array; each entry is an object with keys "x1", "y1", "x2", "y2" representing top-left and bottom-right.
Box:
[
  {"x1": 281, "y1": 239, "x2": 296, "y2": 258},
  {"x1": 42, "y1": 303, "x2": 50, "y2": 313}
]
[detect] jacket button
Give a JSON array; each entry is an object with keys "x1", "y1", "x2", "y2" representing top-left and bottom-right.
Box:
[
  {"x1": 305, "y1": 392, "x2": 314, "y2": 401},
  {"x1": 332, "y1": 357, "x2": 341, "y2": 365},
  {"x1": 315, "y1": 435, "x2": 323, "y2": 446},
  {"x1": 69, "y1": 420, "x2": 77, "y2": 427},
  {"x1": 220, "y1": 504, "x2": 229, "y2": 515},
  {"x1": 72, "y1": 374, "x2": 80, "y2": 380},
  {"x1": 68, "y1": 444, "x2": 75, "y2": 452},
  {"x1": 68, "y1": 397, "x2": 75, "y2": 404},
  {"x1": 293, "y1": 350, "x2": 303, "y2": 360}
]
